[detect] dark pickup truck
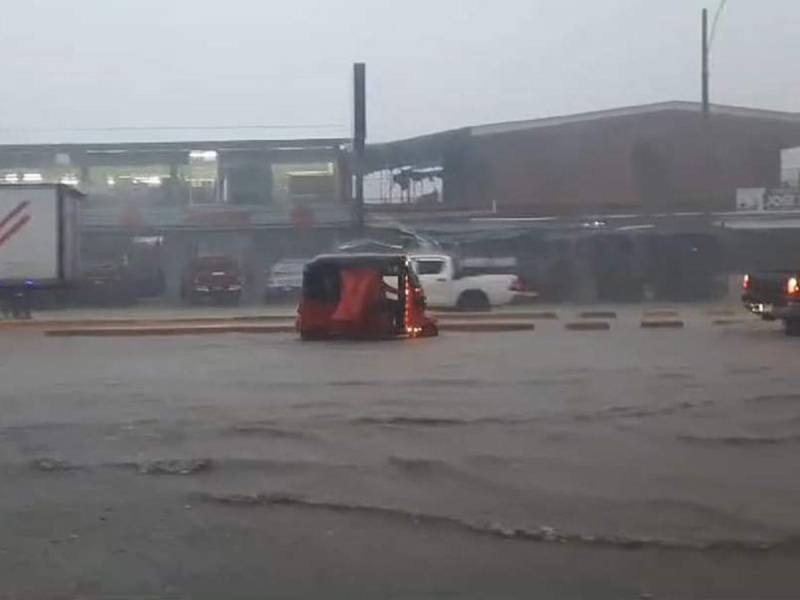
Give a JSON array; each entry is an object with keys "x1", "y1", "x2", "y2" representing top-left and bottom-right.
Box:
[{"x1": 742, "y1": 271, "x2": 800, "y2": 335}]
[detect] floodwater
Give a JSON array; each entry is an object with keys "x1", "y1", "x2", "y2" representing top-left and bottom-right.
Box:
[{"x1": 1, "y1": 312, "x2": 799, "y2": 598}]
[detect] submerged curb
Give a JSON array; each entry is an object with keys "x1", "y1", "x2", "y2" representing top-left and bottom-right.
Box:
[
  {"x1": 642, "y1": 309, "x2": 680, "y2": 318},
  {"x1": 640, "y1": 320, "x2": 685, "y2": 329},
  {"x1": 44, "y1": 323, "x2": 536, "y2": 337},
  {"x1": 578, "y1": 311, "x2": 618, "y2": 319},
  {"x1": 436, "y1": 311, "x2": 558, "y2": 321},
  {"x1": 712, "y1": 319, "x2": 744, "y2": 326},
  {"x1": 440, "y1": 322, "x2": 535, "y2": 333},
  {"x1": 1, "y1": 314, "x2": 295, "y2": 330},
  {"x1": 46, "y1": 322, "x2": 537, "y2": 336},
  {"x1": 565, "y1": 321, "x2": 611, "y2": 331}
]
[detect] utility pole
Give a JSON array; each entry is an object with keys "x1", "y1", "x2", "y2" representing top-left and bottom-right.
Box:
[
  {"x1": 353, "y1": 62, "x2": 366, "y2": 234},
  {"x1": 702, "y1": 8, "x2": 710, "y2": 116}
]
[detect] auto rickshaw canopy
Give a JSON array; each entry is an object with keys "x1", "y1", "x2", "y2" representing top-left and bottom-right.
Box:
[{"x1": 298, "y1": 254, "x2": 437, "y2": 339}]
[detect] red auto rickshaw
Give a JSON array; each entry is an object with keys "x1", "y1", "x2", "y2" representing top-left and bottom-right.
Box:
[{"x1": 297, "y1": 254, "x2": 438, "y2": 340}]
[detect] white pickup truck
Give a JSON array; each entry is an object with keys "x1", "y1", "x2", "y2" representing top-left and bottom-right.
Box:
[{"x1": 409, "y1": 254, "x2": 522, "y2": 310}]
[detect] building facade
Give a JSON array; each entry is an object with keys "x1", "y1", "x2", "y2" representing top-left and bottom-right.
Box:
[
  {"x1": 367, "y1": 102, "x2": 800, "y2": 216},
  {"x1": 0, "y1": 136, "x2": 354, "y2": 301}
]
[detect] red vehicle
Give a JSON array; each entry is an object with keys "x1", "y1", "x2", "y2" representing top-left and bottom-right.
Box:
[
  {"x1": 297, "y1": 254, "x2": 438, "y2": 340},
  {"x1": 182, "y1": 256, "x2": 243, "y2": 305}
]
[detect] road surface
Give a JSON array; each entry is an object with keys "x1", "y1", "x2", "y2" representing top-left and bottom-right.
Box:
[{"x1": 0, "y1": 310, "x2": 798, "y2": 598}]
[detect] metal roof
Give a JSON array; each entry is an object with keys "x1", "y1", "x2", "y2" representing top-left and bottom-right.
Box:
[
  {"x1": 0, "y1": 123, "x2": 350, "y2": 148},
  {"x1": 365, "y1": 101, "x2": 800, "y2": 171},
  {"x1": 470, "y1": 101, "x2": 800, "y2": 137},
  {"x1": 0, "y1": 182, "x2": 85, "y2": 198},
  {"x1": 0, "y1": 137, "x2": 349, "y2": 155}
]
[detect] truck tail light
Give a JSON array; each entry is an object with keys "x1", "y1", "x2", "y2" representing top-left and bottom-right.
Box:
[
  {"x1": 788, "y1": 277, "x2": 800, "y2": 296},
  {"x1": 743, "y1": 274, "x2": 750, "y2": 290}
]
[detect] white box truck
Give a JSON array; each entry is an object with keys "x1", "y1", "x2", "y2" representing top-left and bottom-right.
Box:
[{"x1": 0, "y1": 184, "x2": 82, "y2": 287}]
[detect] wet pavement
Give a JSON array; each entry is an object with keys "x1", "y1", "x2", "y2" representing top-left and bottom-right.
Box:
[{"x1": 1, "y1": 307, "x2": 799, "y2": 598}]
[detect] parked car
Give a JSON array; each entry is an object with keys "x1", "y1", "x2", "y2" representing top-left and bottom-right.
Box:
[
  {"x1": 409, "y1": 254, "x2": 525, "y2": 311},
  {"x1": 182, "y1": 256, "x2": 243, "y2": 305},
  {"x1": 263, "y1": 258, "x2": 306, "y2": 303},
  {"x1": 71, "y1": 259, "x2": 136, "y2": 307},
  {"x1": 742, "y1": 271, "x2": 800, "y2": 335}
]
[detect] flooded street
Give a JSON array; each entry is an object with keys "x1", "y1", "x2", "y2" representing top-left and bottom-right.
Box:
[{"x1": 1, "y1": 311, "x2": 799, "y2": 598}]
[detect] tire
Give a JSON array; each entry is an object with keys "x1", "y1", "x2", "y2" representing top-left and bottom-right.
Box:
[
  {"x1": 456, "y1": 290, "x2": 491, "y2": 312},
  {"x1": 784, "y1": 319, "x2": 800, "y2": 337}
]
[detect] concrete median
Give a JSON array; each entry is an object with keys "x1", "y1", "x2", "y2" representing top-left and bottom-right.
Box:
[
  {"x1": 45, "y1": 324, "x2": 296, "y2": 337},
  {"x1": 1, "y1": 314, "x2": 295, "y2": 330},
  {"x1": 44, "y1": 322, "x2": 538, "y2": 337}
]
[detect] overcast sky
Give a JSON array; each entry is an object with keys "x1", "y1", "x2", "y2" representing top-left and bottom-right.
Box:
[{"x1": 1, "y1": 0, "x2": 799, "y2": 142}]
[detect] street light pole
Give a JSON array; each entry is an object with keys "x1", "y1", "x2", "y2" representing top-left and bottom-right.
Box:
[
  {"x1": 353, "y1": 63, "x2": 367, "y2": 234},
  {"x1": 702, "y1": 8, "x2": 710, "y2": 116}
]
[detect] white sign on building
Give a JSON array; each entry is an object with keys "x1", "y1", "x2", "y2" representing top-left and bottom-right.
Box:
[{"x1": 736, "y1": 187, "x2": 800, "y2": 212}]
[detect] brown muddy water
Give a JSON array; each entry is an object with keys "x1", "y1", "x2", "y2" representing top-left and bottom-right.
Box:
[{"x1": 1, "y1": 317, "x2": 799, "y2": 598}]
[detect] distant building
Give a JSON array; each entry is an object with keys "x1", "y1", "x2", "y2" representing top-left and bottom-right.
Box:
[
  {"x1": 367, "y1": 101, "x2": 800, "y2": 216},
  {"x1": 0, "y1": 134, "x2": 352, "y2": 232},
  {"x1": 0, "y1": 133, "x2": 356, "y2": 302}
]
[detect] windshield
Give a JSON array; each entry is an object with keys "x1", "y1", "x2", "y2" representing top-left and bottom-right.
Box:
[
  {"x1": 2, "y1": 2, "x2": 800, "y2": 599},
  {"x1": 192, "y1": 257, "x2": 238, "y2": 271},
  {"x1": 413, "y1": 258, "x2": 446, "y2": 275},
  {"x1": 270, "y1": 260, "x2": 307, "y2": 274}
]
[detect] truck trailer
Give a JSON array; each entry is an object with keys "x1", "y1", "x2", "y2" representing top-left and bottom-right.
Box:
[{"x1": 0, "y1": 185, "x2": 82, "y2": 316}]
